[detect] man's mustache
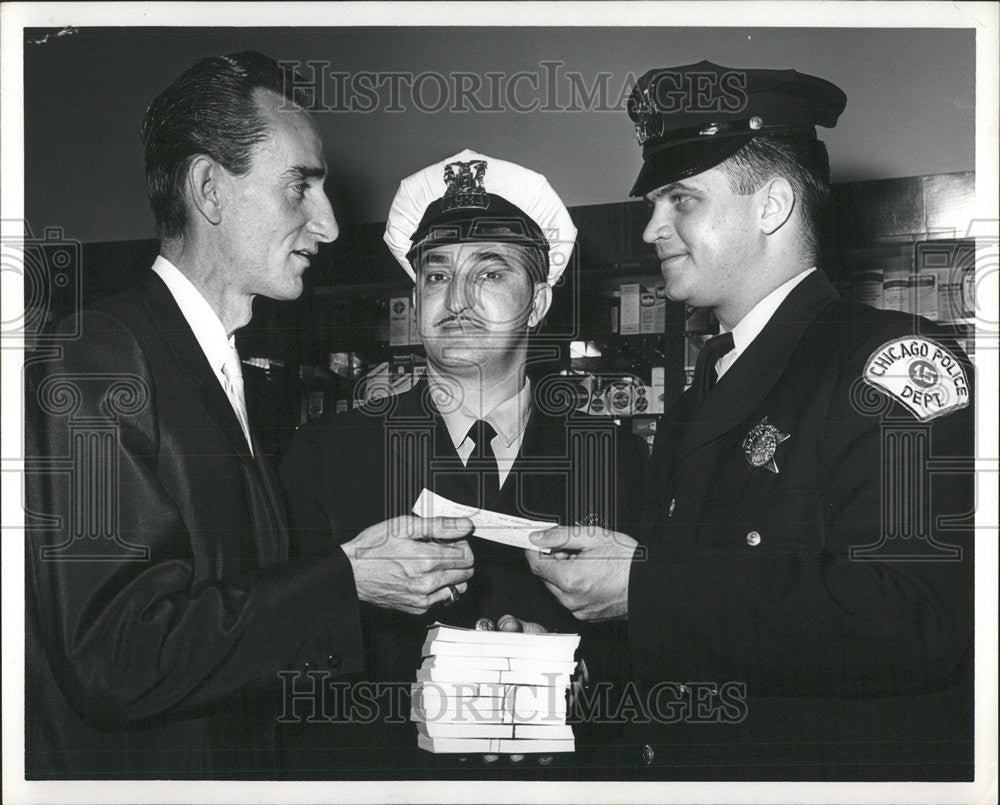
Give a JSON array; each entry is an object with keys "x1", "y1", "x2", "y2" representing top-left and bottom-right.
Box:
[{"x1": 434, "y1": 314, "x2": 487, "y2": 329}]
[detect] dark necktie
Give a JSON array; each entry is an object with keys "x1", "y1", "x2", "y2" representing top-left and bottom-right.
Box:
[
  {"x1": 466, "y1": 419, "x2": 500, "y2": 506},
  {"x1": 692, "y1": 331, "x2": 735, "y2": 405}
]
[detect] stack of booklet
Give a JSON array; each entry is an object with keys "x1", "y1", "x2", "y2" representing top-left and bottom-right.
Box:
[{"x1": 411, "y1": 623, "x2": 580, "y2": 754}]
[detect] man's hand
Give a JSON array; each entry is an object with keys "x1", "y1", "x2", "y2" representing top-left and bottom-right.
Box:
[
  {"x1": 341, "y1": 516, "x2": 474, "y2": 614},
  {"x1": 525, "y1": 526, "x2": 637, "y2": 621}
]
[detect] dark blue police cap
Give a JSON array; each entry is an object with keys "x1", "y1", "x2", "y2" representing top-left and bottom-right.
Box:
[{"x1": 627, "y1": 61, "x2": 847, "y2": 197}]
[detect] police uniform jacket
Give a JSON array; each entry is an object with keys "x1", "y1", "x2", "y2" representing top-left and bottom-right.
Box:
[
  {"x1": 628, "y1": 269, "x2": 974, "y2": 780},
  {"x1": 25, "y1": 270, "x2": 365, "y2": 778}
]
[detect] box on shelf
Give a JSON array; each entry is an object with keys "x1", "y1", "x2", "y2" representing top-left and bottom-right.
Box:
[
  {"x1": 649, "y1": 366, "x2": 665, "y2": 415},
  {"x1": 389, "y1": 296, "x2": 410, "y2": 347},
  {"x1": 638, "y1": 283, "x2": 666, "y2": 334},
  {"x1": 912, "y1": 272, "x2": 938, "y2": 319},
  {"x1": 408, "y1": 297, "x2": 420, "y2": 345},
  {"x1": 571, "y1": 373, "x2": 657, "y2": 417},
  {"x1": 684, "y1": 305, "x2": 715, "y2": 335},
  {"x1": 619, "y1": 282, "x2": 641, "y2": 335},
  {"x1": 852, "y1": 269, "x2": 885, "y2": 309}
]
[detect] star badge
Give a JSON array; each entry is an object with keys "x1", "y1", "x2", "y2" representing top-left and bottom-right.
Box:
[{"x1": 742, "y1": 417, "x2": 790, "y2": 474}]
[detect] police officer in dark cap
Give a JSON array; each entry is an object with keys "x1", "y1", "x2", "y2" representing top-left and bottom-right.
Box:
[{"x1": 527, "y1": 62, "x2": 974, "y2": 780}]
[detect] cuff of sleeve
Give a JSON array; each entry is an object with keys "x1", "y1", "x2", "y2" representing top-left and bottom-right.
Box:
[{"x1": 259, "y1": 553, "x2": 365, "y2": 679}]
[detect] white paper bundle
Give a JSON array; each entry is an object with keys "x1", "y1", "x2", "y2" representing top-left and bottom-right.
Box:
[{"x1": 413, "y1": 623, "x2": 579, "y2": 754}]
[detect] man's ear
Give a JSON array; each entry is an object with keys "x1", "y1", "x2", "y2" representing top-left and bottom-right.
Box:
[
  {"x1": 758, "y1": 176, "x2": 795, "y2": 235},
  {"x1": 527, "y1": 282, "x2": 552, "y2": 328},
  {"x1": 186, "y1": 155, "x2": 224, "y2": 226}
]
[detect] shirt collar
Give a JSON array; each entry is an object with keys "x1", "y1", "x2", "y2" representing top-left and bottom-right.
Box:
[
  {"x1": 151, "y1": 255, "x2": 234, "y2": 374},
  {"x1": 722, "y1": 267, "x2": 817, "y2": 353},
  {"x1": 427, "y1": 368, "x2": 533, "y2": 450}
]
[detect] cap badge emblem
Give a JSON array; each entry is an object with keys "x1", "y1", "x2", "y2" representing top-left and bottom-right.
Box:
[
  {"x1": 442, "y1": 160, "x2": 489, "y2": 211},
  {"x1": 632, "y1": 82, "x2": 663, "y2": 145},
  {"x1": 742, "y1": 417, "x2": 790, "y2": 474}
]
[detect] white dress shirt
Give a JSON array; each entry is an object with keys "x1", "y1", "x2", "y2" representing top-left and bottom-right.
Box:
[
  {"x1": 714, "y1": 267, "x2": 817, "y2": 381},
  {"x1": 428, "y1": 369, "x2": 532, "y2": 488},
  {"x1": 151, "y1": 256, "x2": 254, "y2": 453}
]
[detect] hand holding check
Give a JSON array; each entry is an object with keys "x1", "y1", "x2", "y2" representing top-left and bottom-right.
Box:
[
  {"x1": 341, "y1": 515, "x2": 474, "y2": 614},
  {"x1": 525, "y1": 526, "x2": 638, "y2": 621},
  {"x1": 405, "y1": 490, "x2": 638, "y2": 621}
]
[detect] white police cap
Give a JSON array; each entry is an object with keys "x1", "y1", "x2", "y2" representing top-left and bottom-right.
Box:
[{"x1": 384, "y1": 149, "x2": 577, "y2": 285}]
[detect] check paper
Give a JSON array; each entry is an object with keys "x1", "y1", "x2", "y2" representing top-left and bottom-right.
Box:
[{"x1": 412, "y1": 489, "x2": 556, "y2": 552}]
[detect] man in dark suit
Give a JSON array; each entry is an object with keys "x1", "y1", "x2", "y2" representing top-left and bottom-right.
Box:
[
  {"x1": 277, "y1": 150, "x2": 648, "y2": 777},
  {"x1": 527, "y1": 62, "x2": 975, "y2": 780},
  {"x1": 25, "y1": 51, "x2": 473, "y2": 778}
]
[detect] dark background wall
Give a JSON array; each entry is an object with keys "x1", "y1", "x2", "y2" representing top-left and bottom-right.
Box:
[{"x1": 24, "y1": 26, "x2": 975, "y2": 245}]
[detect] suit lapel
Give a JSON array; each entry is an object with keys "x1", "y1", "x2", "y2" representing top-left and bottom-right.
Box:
[
  {"x1": 676, "y1": 270, "x2": 840, "y2": 460},
  {"x1": 388, "y1": 380, "x2": 477, "y2": 508},
  {"x1": 400, "y1": 379, "x2": 567, "y2": 517},
  {"x1": 135, "y1": 270, "x2": 284, "y2": 565},
  {"x1": 135, "y1": 271, "x2": 255, "y2": 462},
  {"x1": 641, "y1": 388, "x2": 696, "y2": 537},
  {"x1": 497, "y1": 406, "x2": 565, "y2": 518},
  {"x1": 249, "y1": 434, "x2": 289, "y2": 564},
  {"x1": 652, "y1": 389, "x2": 696, "y2": 477}
]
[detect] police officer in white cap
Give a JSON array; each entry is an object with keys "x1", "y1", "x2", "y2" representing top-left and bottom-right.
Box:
[{"x1": 278, "y1": 150, "x2": 646, "y2": 775}]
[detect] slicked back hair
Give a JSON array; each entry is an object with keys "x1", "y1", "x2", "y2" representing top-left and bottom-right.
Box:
[{"x1": 141, "y1": 50, "x2": 311, "y2": 240}]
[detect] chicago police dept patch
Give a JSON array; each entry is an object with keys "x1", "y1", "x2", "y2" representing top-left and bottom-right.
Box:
[{"x1": 863, "y1": 336, "x2": 969, "y2": 421}]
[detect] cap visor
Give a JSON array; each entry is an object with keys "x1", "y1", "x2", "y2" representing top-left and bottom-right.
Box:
[{"x1": 629, "y1": 135, "x2": 755, "y2": 197}]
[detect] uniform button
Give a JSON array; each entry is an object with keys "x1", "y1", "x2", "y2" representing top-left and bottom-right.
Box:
[
  {"x1": 642, "y1": 744, "x2": 655, "y2": 765},
  {"x1": 326, "y1": 653, "x2": 341, "y2": 671},
  {"x1": 746, "y1": 530, "x2": 762, "y2": 547},
  {"x1": 667, "y1": 498, "x2": 676, "y2": 517}
]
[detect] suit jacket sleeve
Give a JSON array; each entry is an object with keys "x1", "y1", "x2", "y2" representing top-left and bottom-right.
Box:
[
  {"x1": 277, "y1": 417, "x2": 346, "y2": 558},
  {"x1": 628, "y1": 330, "x2": 974, "y2": 697},
  {"x1": 26, "y1": 310, "x2": 364, "y2": 728}
]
